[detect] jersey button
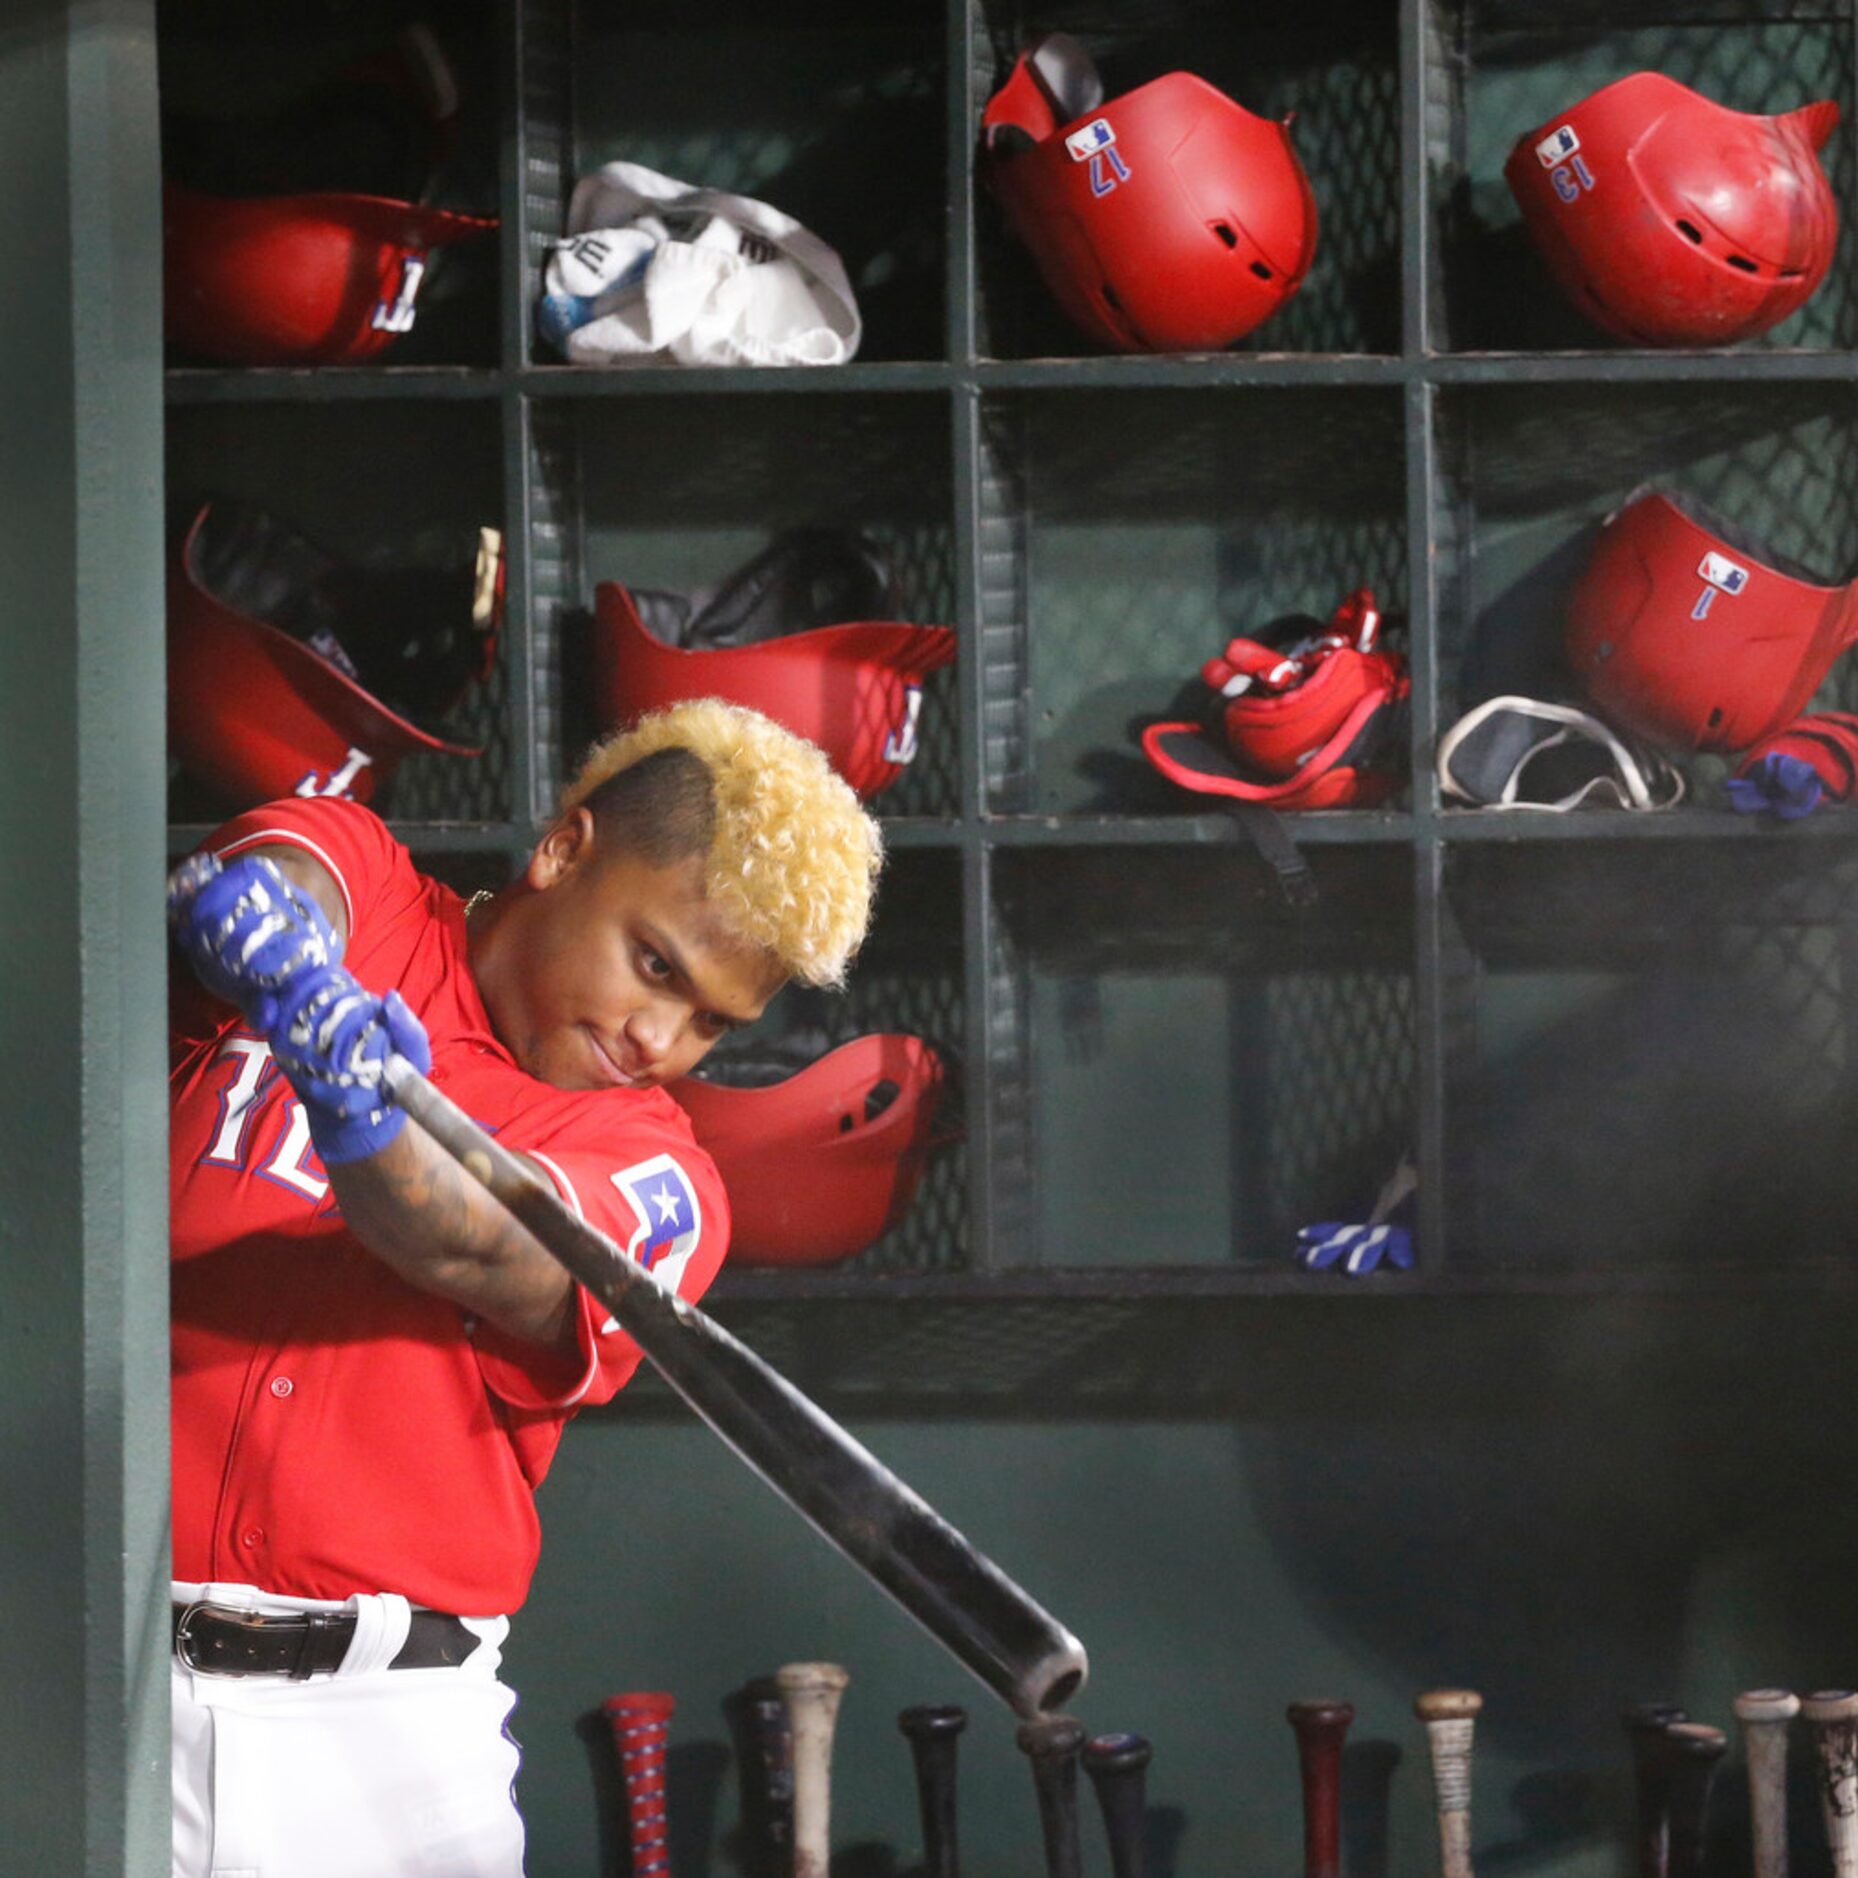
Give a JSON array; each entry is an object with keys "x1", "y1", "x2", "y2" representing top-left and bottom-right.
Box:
[
  {"x1": 240, "y1": 1528, "x2": 264, "y2": 1550},
  {"x1": 269, "y1": 1376, "x2": 294, "y2": 1399}
]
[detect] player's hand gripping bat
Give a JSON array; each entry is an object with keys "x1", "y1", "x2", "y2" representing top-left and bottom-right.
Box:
[{"x1": 380, "y1": 1054, "x2": 1086, "y2": 1720}]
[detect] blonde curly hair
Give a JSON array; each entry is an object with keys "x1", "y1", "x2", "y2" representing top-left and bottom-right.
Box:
[{"x1": 560, "y1": 699, "x2": 883, "y2": 988}]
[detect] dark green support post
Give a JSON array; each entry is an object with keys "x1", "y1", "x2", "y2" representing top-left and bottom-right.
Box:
[{"x1": 0, "y1": 2, "x2": 169, "y2": 1871}]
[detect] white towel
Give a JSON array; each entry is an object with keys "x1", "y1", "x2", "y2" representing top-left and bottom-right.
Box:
[{"x1": 538, "y1": 160, "x2": 861, "y2": 368}]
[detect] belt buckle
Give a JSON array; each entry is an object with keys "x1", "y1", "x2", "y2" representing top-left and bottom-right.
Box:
[{"x1": 173, "y1": 1598, "x2": 263, "y2": 1678}]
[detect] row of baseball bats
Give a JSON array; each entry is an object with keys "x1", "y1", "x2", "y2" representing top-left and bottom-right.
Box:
[
  {"x1": 1306, "y1": 1687, "x2": 1858, "y2": 1878},
  {"x1": 602, "y1": 1665, "x2": 1153, "y2": 1876},
  {"x1": 604, "y1": 1675, "x2": 1858, "y2": 1874}
]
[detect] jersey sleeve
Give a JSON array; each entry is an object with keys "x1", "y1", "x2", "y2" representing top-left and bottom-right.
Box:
[
  {"x1": 208, "y1": 795, "x2": 423, "y2": 957},
  {"x1": 471, "y1": 1122, "x2": 732, "y2": 1416}
]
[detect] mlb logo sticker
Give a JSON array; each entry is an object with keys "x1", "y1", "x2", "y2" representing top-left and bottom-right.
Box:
[
  {"x1": 610, "y1": 1153, "x2": 703, "y2": 1294},
  {"x1": 1535, "y1": 125, "x2": 1580, "y2": 168},
  {"x1": 1065, "y1": 118, "x2": 1117, "y2": 161},
  {"x1": 1698, "y1": 551, "x2": 1749, "y2": 595}
]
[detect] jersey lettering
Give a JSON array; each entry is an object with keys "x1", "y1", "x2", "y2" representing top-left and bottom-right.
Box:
[
  {"x1": 197, "y1": 1036, "x2": 331, "y2": 1202},
  {"x1": 204, "y1": 1037, "x2": 276, "y2": 1166},
  {"x1": 260, "y1": 1102, "x2": 331, "y2": 1203}
]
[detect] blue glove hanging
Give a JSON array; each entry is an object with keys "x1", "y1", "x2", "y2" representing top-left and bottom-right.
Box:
[
  {"x1": 266, "y1": 965, "x2": 432, "y2": 1166},
  {"x1": 1294, "y1": 1155, "x2": 1418, "y2": 1277},
  {"x1": 167, "y1": 851, "x2": 340, "y2": 1019},
  {"x1": 1295, "y1": 1219, "x2": 1414, "y2": 1274}
]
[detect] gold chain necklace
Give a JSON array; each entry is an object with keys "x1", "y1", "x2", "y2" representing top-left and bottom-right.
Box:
[{"x1": 464, "y1": 889, "x2": 494, "y2": 920}]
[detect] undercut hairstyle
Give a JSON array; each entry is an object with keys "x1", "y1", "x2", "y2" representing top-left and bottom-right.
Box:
[{"x1": 559, "y1": 699, "x2": 884, "y2": 989}]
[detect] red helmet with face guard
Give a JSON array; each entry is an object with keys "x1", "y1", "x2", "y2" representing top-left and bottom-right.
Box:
[
  {"x1": 981, "y1": 32, "x2": 1318, "y2": 353},
  {"x1": 1504, "y1": 73, "x2": 1839, "y2": 347},
  {"x1": 167, "y1": 500, "x2": 497, "y2": 807},
  {"x1": 666, "y1": 1034, "x2": 945, "y2": 1266},
  {"x1": 1564, "y1": 488, "x2": 1858, "y2": 754},
  {"x1": 592, "y1": 580, "x2": 955, "y2": 801},
  {"x1": 163, "y1": 182, "x2": 497, "y2": 366}
]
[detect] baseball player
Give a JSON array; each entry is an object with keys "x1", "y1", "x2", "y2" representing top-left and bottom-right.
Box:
[{"x1": 165, "y1": 698, "x2": 882, "y2": 1878}]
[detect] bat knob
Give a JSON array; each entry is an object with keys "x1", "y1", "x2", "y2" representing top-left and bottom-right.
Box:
[
  {"x1": 1415, "y1": 1688, "x2": 1483, "y2": 1722},
  {"x1": 1084, "y1": 1732, "x2": 1153, "y2": 1777},
  {"x1": 1734, "y1": 1690, "x2": 1800, "y2": 1724},
  {"x1": 900, "y1": 1703, "x2": 969, "y2": 1743},
  {"x1": 1288, "y1": 1699, "x2": 1356, "y2": 1734},
  {"x1": 1803, "y1": 1690, "x2": 1858, "y2": 1723},
  {"x1": 1622, "y1": 1701, "x2": 1689, "y2": 1734},
  {"x1": 1018, "y1": 1714, "x2": 1088, "y2": 1762},
  {"x1": 1665, "y1": 1722, "x2": 1728, "y2": 1761}
]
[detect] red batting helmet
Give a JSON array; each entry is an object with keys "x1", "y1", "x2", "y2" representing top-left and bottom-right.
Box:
[
  {"x1": 667, "y1": 1035, "x2": 945, "y2": 1266},
  {"x1": 1564, "y1": 487, "x2": 1858, "y2": 754},
  {"x1": 163, "y1": 181, "x2": 497, "y2": 366},
  {"x1": 1142, "y1": 589, "x2": 1409, "y2": 808},
  {"x1": 168, "y1": 500, "x2": 497, "y2": 807},
  {"x1": 981, "y1": 32, "x2": 1318, "y2": 353},
  {"x1": 1504, "y1": 73, "x2": 1839, "y2": 347},
  {"x1": 592, "y1": 580, "x2": 956, "y2": 800}
]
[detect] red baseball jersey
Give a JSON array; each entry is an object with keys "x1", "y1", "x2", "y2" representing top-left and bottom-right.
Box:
[{"x1": 170, "y1": 796, "x2": 731, "y2": 1614}]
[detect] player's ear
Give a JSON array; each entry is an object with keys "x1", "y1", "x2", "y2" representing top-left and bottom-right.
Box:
[{"x1": 527, "y1": 807, "x2": 597, "y2": 891}]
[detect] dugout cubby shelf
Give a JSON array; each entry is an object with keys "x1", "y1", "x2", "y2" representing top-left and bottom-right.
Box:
[{"x1": 158, "y1": 0, "x2": 1858, "y2": 1303}]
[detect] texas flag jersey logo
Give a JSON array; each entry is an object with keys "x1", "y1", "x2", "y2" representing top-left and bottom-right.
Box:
[{"x1": 610, "y1": 1153, "x2": 703, "y2": 1295}]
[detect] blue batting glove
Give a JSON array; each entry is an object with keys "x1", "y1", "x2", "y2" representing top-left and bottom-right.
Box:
[
  {"x1": 1725, "y1": 751, "x2": 1824, "y2": 820},
  {"x1": 1295, "y1": 1221, "x2": 1415, "y2": 1275},
  {"x1": 266, "y1": 965, "x2": 432, "y2": 1165},
  {"x1": 167, "y1": 851, "x2": 341, "y2": 1019}
]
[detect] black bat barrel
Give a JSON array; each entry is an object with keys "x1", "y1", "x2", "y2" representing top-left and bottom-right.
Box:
[
  {"x1": 899, "y1": 1703, "x2": 966, "y2": 1878},
  {"x1": 1084, "y1": 1730, "x2": 1153, "y2": 1878},
  {"x1": 1622, "y1": 1701, "x2": 1689, "y2": 1878},
  {"x1": 725, "y1": 1678, "x2": 794, "y2": 1878},
  {"x1": 1663, "y1": 1722, "x2": 1728, "y2": 1878},
  {"x1": 1018, "y1": 1715, "x2": 1087, "y2": 1878}
]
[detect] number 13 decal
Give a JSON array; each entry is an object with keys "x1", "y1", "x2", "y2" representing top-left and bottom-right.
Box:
[{"x1": 1551, "y1": 156, "x2": 1596, "y2": 204}]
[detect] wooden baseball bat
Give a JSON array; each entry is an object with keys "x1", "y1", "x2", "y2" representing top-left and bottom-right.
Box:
[
  {"x1": 778, "y1": 1661, "x2": 848, "y2": 1878},
  {"x1": 1735, "y1": 1690, "x2": 1799, "y2": 1878},
  {"x1": 1801, "y1": 1690, "x2": 1858, "y2": 1878},
  {"x1": 602, "y1": 1690, "x2": 675, "y2": 1878},
  {"x1": 1415, "y1": 1688, "x2": 1482, "y2": 1878},
  {"x1": 1084, "y1": 1730, "x2": 1153, "y2": 1878},
  {"x1": 1623, "y1": 1702, "x2": 1690, "y2": 1878},
  {"x1": 380, "y1": 1058, "x2": 1086, "y2": 1720},
  {"x1": 1662, "y1": 1721, "x2": 1728, "y2": 1878},
  {"x1": 725, "y1": 1677, "x2": 794, "y2": 1878},
  {"x1": 898, "y1": 1703, "x2": 966, "y2": 1878},
  {"x1": 1287, "y1": 1699, "x2": 1354, "y2": 1878},
  {"x1": 1017, "y1": 1714, "x2": 1087, "y2": 1878}
]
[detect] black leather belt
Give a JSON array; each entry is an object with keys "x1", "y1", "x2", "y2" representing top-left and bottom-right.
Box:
[{"x1": 172, "y1": 1600, "x2": 478, "y2": 1679}]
